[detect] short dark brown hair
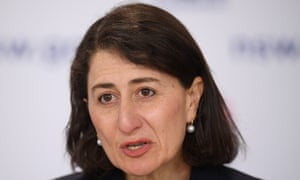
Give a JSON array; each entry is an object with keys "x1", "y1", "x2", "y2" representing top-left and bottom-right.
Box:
[{"x1": 66, "y1": 3, "x2": 242, "y2": 176}]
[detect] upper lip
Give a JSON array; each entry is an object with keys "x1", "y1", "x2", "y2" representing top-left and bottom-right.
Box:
[{"x1": 120, "y1": 138, "x2": 153, "y2": 149}]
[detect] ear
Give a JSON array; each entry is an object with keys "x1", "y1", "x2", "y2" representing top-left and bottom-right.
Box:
[{"x1": 186, "y1": 76, "x2": 203, "y2": 124}]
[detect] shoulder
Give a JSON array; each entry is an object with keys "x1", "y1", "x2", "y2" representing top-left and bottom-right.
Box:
[
  {"x1": 54, "y1": 169, "x2": 124, "y2": 180},
  {"x1": 190, "y1": 165, "x2": 261, "y2": 180},
  {"x1": 53, "y1": 173, "x2": 87, "y2": 180}
]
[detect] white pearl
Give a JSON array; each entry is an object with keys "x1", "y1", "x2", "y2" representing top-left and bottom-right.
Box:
[
  {"x1": 187, "y1": 124, "x2": 195, "y2": 133},
  {"x1": 97, "y1": 139, "x2": 102, "y2": 146}
]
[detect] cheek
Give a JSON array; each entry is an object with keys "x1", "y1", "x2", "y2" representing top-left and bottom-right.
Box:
[
  {"x1": 161, "y1": 96, "x2": 187, "y2": 125},
  {"x1": 164, "y1": 102, "x2": 187, "y2": 135},
  {"x1": 88, "y1": 109, "x2": 101, "y2": 131},
  {"x1": 88, "y1": 108, "x2": 116, "y2": 144},
  {"x1": 89, "y1": 110, "x2": 121, "y2": 166},
  {"x1": 161, "y1": 101, "x2": 187, "y2": 159},
  {"x1": 147, "y1": 96, "x2": 188, "y2": 147}
]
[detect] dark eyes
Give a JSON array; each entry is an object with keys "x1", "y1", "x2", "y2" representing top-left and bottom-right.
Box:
[
  {"x1": 98, "y1": 94, "x2": 116, "y2": 104},
  {"x1": 98, "y1": 88, "x2": 155, "y2": 104},
  {"x1": 138, "y1": 88, "x2": 155, "y2": 97}
]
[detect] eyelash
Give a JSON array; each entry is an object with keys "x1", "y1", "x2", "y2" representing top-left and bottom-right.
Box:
[
  {"x1": 98, "y1": 93, "x2": 116, "y2": 104},
  {"x1": 97, "y1": 88, "x2": 156, "y2": 104},
  {"x1": 137, "y1": 87, "x2": 156, "y2": 97}
]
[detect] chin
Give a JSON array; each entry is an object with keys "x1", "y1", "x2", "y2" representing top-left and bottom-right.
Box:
[{"x1": 121, "y1": 162, "x2": 157, "y2": 177}]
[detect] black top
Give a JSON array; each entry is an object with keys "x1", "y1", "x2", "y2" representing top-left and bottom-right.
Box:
[{"x1": 55, "y1": 165, "x2": 260, "y2": 180}]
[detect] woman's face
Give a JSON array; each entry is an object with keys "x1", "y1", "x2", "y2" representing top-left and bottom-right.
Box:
[{"x1": 87, "y1": 50, "x2": 202, "y2": 176}]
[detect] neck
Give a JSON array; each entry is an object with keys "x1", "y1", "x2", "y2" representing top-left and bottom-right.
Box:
[{"x1": 125, "y1": 158, "x2": 191, "y2": 180}]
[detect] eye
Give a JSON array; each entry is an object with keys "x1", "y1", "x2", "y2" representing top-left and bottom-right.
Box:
[
  {"x1": 138, "y1": 88, "x2": 155, "y2": 97},
  {"x1": 98, "y1": 93, "x2": 116, "y2": 104}
]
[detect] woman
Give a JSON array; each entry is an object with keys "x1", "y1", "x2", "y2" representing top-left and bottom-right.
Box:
[{"x1": 57, "y1": 3, "x2": 259, "y2": 180}]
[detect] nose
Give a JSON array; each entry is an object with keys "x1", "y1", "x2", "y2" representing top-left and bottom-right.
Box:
[{"x1": 117, "y1": 98, "x2": 142, "y2": 134}]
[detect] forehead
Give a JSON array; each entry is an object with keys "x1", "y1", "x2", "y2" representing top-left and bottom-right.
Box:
[
  {"x1": 88, "y1": 50, "x2": 172, "y2": 84},
  {"x1": 89, "y1": 50, "x2": 149, "y2": 76}
]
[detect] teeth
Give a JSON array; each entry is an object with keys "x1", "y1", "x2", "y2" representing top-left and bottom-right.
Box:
[{"x1": 127, "y1": 142, "x2": 146, "y2": 150}]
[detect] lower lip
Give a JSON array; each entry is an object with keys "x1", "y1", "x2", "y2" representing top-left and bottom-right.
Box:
[{"x1": 121, "y1": 143, "x2": 152, "y2": 158}]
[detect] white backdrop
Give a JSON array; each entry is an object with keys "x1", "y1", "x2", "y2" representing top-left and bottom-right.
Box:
[{"x1": 0, "y1": 0, "x2": 299, "y2": 179}]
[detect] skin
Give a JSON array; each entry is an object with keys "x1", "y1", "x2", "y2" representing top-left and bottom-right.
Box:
[{"x1": 87, "y1": 50, "x2": 203, "y2": 180}]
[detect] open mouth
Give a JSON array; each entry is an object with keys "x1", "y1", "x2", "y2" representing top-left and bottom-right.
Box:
[
  {"x1": 121, "y1": 139, "x2": 153, "y2": 157},
  {"x1": 126, "y1": 142, "x2": 149, "y2": 150}
]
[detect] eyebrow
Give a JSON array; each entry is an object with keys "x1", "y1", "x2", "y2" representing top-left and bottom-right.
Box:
[
  {"x1": 91, "y1": 77, "x2": 160, "y2": 92},
  {"x1": 129, "y1": 77, "x2": 159, "y2": 84}
]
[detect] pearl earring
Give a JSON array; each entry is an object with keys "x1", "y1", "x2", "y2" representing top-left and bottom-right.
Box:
[
  {"x1": 97, "y1": 139, "x2": 102, "y2": 146},
  {"x1": 187, "y1": 123, "x2": 195, "y2": 133}
]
